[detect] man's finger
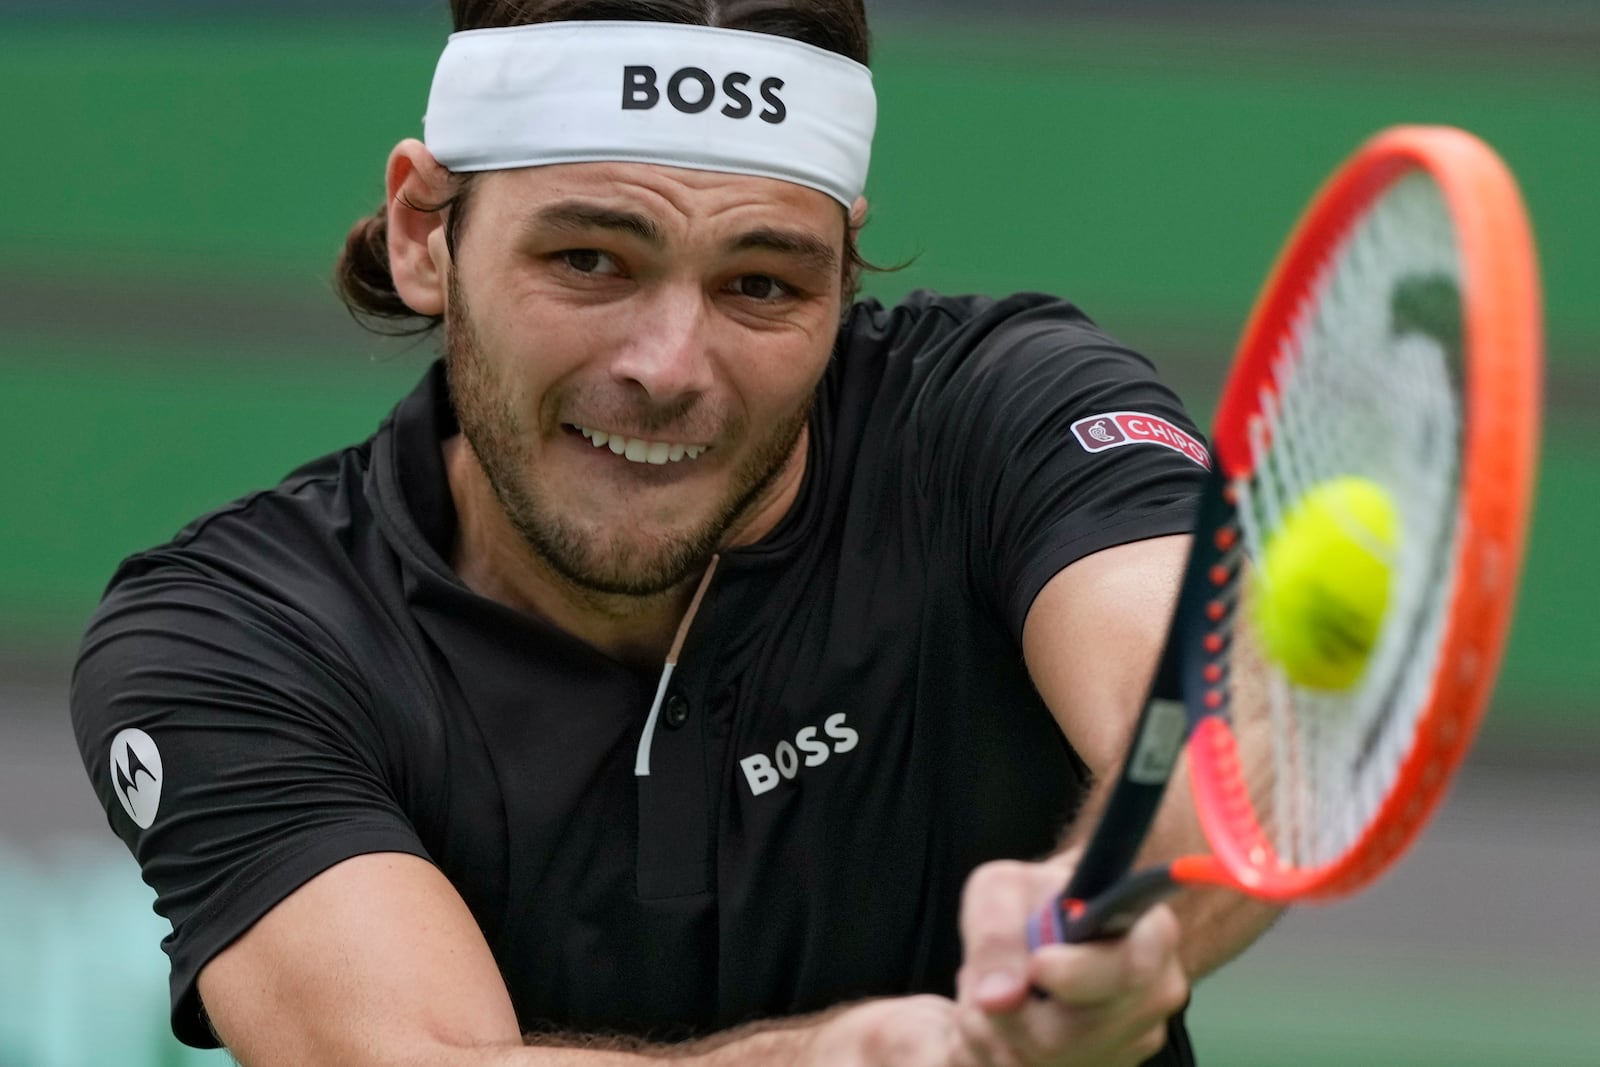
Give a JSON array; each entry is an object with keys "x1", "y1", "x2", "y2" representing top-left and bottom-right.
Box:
[
  {"x1": 1028, "y1": 904, "x2": 1184, "y2": 1008},
  {"x1": 956, "y1": 860, "x2": 1064, "y2": 1012},
  {"x1": 953, "y1": 989, "x2": 1177, "y2": 1067}
]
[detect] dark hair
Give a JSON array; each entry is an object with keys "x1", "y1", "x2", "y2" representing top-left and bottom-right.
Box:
[{"x1": 336, "y1": 0, "x2": 874, "y2": 335}]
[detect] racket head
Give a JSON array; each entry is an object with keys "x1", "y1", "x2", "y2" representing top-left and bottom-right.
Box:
[{"x1": 1190, "y1": 125, "x2": 1541, "y2": 903}]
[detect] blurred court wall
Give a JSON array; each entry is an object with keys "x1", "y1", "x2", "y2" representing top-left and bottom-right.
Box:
[{"x1": 2, "y1": 0, "x2": 1594, "y2": 736}]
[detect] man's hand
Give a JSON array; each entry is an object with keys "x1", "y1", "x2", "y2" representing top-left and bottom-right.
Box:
[
  {"x1": 950, "y1": 857, "x2": 1188, "y2": 1067},
  {"x1": 793, "y1": 855, "x2": 1187, "y2": 1067}
]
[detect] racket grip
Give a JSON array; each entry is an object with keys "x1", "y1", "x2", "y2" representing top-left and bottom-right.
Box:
[{"x1": 1028, "y1": 866, "x2": 1180, "y2": 947}]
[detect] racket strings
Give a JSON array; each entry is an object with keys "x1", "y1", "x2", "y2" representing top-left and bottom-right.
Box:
[{"x1": 1231, "y1": 172, "x2": 1465, "y2": 874}]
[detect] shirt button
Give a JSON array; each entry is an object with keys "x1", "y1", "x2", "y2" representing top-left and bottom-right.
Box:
[{"x1": 663, "y1": 694, "x2": 691, "y2": 730}]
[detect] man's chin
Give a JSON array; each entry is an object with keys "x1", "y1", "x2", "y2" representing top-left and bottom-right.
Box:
[{"x1": 528, "y1": 526, "x2": 717, "y2": 600}]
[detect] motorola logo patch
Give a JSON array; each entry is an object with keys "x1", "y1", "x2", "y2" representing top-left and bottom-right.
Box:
[{"x1": 110, "y1": 728, "x2": 164, "y2": 830}]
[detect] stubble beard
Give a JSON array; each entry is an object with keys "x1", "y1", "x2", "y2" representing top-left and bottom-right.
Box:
[{"x1": 444, "y1": 269, "x2": 813, "y2": 602}]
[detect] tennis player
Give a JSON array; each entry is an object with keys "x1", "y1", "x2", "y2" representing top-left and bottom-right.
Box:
[{"x1": 71, "y1": 1, "x2": 1275, "y2": 1064}]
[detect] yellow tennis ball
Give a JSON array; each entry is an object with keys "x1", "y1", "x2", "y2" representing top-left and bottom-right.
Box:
[{"x1": 1253, "y1": 476, "x2": 1400, "y2": 690}]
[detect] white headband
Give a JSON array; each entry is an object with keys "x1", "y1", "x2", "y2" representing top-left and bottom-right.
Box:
[{"x1": 424, "y1": 21, "x2": 877, "y2": 208}]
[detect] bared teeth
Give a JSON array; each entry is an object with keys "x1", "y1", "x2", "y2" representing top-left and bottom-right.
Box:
[{"x1": 574, "y1": 425, "x2": 708, "y2": 464}]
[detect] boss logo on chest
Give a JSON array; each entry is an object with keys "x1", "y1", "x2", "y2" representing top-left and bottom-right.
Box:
[
  {"x1": 622, "y1": 65, "x2": 788, "y2": 124},
  {"x1": 739, "y1": 713, "x2": 859, "y2": 796}
]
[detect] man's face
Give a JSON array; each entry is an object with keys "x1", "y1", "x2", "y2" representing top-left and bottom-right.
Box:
[{"x1": 442, "y1": 161, "x2": 850, "y2": 598}]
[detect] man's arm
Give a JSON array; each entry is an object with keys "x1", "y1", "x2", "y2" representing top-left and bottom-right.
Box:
[
  {"x1": 199, "y1": 848, "x2": 1186, "y2": 1067},
  {"x1": 1019, "y1": 534, "x2": 1281, "y2": 978},
  {"x1": 198, "y1": 852, "x2": 844, "y2": 1067}
]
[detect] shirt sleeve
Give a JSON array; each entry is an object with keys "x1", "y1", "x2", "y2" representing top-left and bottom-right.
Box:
[
  {"x1": 909, "y1": 293, "x2": 1208, "y2": 642},
  {"x1": 69, "y1": 561, "x2": 433, "y2": 1049}
]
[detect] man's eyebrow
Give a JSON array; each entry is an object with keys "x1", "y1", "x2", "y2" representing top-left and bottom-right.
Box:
[
  {"x1": 523, "y1": 201, "x2": 665, "y2": 245},
  {"x1": 730, "y1": 228, "x2": 840, "y2": 275}
]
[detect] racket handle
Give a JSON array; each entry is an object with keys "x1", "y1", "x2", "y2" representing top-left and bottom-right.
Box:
[{"x1": 1027, "y1": 866, "x2": 1180, "y2": 947}]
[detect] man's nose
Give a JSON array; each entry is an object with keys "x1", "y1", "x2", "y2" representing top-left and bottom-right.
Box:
[{"x1": 609, "y1": 285, "x2": 716, "y2": 402}]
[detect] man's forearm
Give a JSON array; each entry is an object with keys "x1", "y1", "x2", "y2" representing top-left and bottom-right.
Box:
[
  {"x1": 226, "y1": 1004, "x2": 850, "y2": 1067},
  {"x1": 1169, "y1": 883, "x2": 1282, "y2": 978},
  {"x1": 515, "y1": 1007, "x2": 843, "y2": 1065}
]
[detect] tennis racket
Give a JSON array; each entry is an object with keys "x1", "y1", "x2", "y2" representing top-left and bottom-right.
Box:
[{"x1": 1029, "y1": 124, "x2": 1542, "y2": 947}]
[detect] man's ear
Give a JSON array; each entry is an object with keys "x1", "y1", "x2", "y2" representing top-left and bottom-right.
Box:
[
  {"x1": 386, "y1": 139, "x2": 455, "y2": 317},
  {"x1": 842, "y1": 196, "x2": 870, "y2": 298},
  {"x1": 849, "y1": 195, "x2": 869, "y2": 234}
]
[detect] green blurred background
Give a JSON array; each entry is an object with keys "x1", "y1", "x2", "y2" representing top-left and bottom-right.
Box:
[{"x1": 1, "y1": 1, "x2": 1595, "y2": 1064}]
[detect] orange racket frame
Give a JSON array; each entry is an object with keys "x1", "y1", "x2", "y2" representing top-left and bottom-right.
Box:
[{"x1": 1184, "y1": 125, "x2": 1544, "y2": 902}]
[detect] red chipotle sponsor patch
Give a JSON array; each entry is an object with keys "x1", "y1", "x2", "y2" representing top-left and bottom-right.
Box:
[{"x1": 1069, "y1": 411, "x2": 1211, "y2": 469}]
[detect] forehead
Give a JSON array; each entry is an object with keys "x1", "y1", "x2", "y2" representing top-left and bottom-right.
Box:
[{"x1": 468, "y1": 160, "x2": 846, "y2": 243}]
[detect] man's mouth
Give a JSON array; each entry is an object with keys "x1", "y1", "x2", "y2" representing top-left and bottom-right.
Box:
[{"x1": 568, "y1": 424, "x2": 711, "y2": 466}]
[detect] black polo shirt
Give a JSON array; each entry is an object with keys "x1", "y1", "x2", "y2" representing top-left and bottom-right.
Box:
[{"x1": 72, "y1": 290, "x2": 1207, "y2": 1056}]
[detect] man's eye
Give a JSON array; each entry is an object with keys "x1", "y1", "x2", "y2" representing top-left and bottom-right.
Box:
[
  {"x1": 732, "y1": 275, "x2": 789, "y2": 301},
  {"x1": 560, "y1": 250, "x2": 617, "y2": 274}
]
